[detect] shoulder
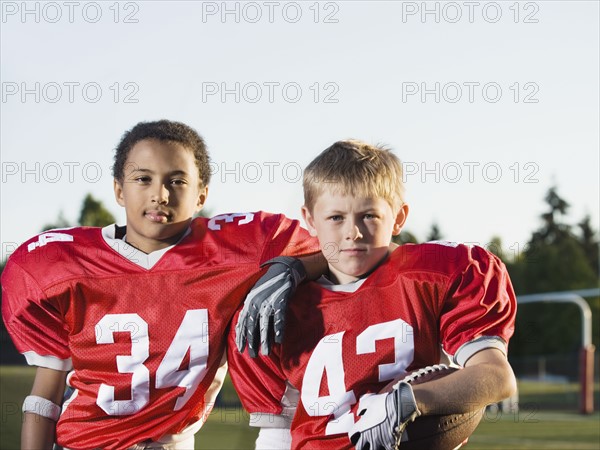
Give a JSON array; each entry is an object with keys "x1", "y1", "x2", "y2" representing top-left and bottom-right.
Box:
[
  {"x1": 9, "y1": 226, "x2": 103, "y2": 259},
  {"x1": 190, "y1": 211, "x2": 299, "y2": 239},
  {"x1": 197, "y1": 211, "x2": 291, "y2": 230},
  {"x1": 3, "y1": 226, "x2": 106, "y2": 287},
  {"x1": 185, "y1": 212, "x2": 311, "y2": 265},
  {"x1": 390, "y1": 241, "x2": 500, "y2": 276}
]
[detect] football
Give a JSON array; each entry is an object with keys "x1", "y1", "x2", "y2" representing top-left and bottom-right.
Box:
[{"x1": 388, "y1": 365, "x2": 485, "y2": 450}]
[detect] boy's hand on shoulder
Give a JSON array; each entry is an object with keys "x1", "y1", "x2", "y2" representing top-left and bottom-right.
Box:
[{"x1": 235, "y1": 257, "x2": 307, "y2": 357}]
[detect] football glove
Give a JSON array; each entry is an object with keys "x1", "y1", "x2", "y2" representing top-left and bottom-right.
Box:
[
  {"x1": 235, "y1": 256, "x2": 306, "y2": 357},
  {"x1": 349, "y1": 381, "x2": 421, "y2": 450}
]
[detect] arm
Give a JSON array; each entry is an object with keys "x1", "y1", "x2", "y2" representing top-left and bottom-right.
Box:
[
  {"x1": 238, "y1": 243, "x2": 396, "y2": 355},
  {"x1": 236, "y1": 253, "x2": 327, "y2": 357},
  {"x1": 412, "y1": 348, "x2": 517, "y2": 415},
  {"x1": 22, "y1": 367, "x2": 67, "y2": 450},
  {"x1": 227, "y1": 313, "x2": 295, "y2": 450},
  {"x1": 295, "y1": 253, "x2": 328, "y2": 281},
  {"x1": 422, "y1": 245, "x2": 517, "y2": 414},
  {"x1": 349, "y1": 353, "x2": 516, "y2": 450}
]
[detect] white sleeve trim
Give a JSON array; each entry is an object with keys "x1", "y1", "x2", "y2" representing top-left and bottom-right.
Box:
[
  {"x1": 153, "y1": 419, "x2": 202, "y2": 445},
  {"x1": 248, "y1": 381, "x2": 297, "y2": 428},
  {"x1": 453, "y1": 336, "x2": 507, "y2": 367},
  {"x1": 255, "y1": 427, "x2": 292, "y2": 450},
  {"x1": 23, "y1": 351, "x2": 72, "y2": 371},
  {"x1": 249, "y1": 412, "x2": 293, "y2": 428}
]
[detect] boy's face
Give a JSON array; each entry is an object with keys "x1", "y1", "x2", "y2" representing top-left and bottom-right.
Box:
[
  {"x1": 302, "y1": 189, "x2": 408, "y2": 284},
  {"x1": 114, "y1": 139, "x2": 207, "y2": 254}
]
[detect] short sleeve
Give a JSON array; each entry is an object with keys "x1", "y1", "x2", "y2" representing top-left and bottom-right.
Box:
[
  {"x1": 439, "y1": 245, "x2": 517, "y2": 366},
  {"x1": 227, "y1": 311, "x2": 294, "y2": 428},
  {"x1": 1, "y1": 260, "x2": 72, "y2": 370},
  {"x1": 259, "y1": 214, "x2": 319, "y2": 263}
]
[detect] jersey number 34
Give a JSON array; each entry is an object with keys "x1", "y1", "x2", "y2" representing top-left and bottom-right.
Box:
[{"x1": 94, "y1": 309, "x2": 208, "y2": 416}]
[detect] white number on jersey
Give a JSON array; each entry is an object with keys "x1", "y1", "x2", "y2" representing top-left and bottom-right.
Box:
[
  {"x1": 27, "y1": 232, "x2": 74, "y2": 252},
  {"x1": 303, "y1": 332, "x2": 356, "y2": 424},
  {"x1": 96, "y1": 314, "x2": 150, "y2": 415},
  {"x1": 207, "y1": 213, "x2": 255, "y2": 231},
  {"x1": 301, "y1": 318, "x2": 414, "y2": 435},
  {"x1": 356, "y1": 319, "x2": 414, "y2": 381},
  {"x1": 156, "y1": 309, "x2": 210, "y2": 411},
  {"x1": 95, "y1": 310, "x2": 209, "y2": 416}
]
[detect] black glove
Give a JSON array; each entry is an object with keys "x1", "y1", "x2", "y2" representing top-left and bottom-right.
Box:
[{"x1": 235, "y1": 256, "x2": 306, "y2": 357}]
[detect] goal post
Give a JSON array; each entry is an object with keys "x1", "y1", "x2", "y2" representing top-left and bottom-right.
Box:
[
  {"x1": 518, "y1": 288, "x2": 598, "y2": 414},
  {"x1": 580, "y1": 344, "x2": 595, "y2": 414}
]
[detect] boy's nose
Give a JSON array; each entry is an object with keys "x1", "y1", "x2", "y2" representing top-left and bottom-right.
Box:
[
  {"x1": 152, "y1": 184, "x2": 169, "y2": 204},
  {"x1": 346, "y1": 222, "x2": 363, "y2": 241}
]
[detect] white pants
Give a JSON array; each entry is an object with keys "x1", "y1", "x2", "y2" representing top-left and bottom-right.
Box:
[
  {"x1": 128, "y1": 435, "x2": 195, "y2": 450},
  {"x1": 60, "y1": 435, "x2": 195, "y2": 450}
]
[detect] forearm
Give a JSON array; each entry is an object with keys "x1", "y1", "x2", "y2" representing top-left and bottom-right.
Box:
[
  {"x1": 21, "y1": 367, "x2": 67, "y2": 450},
  {"x1": 22, "y1": 414, "x2": 57, "y2": 450},
  {"x1": 413, "y1": 349, "x2": 517, "y2": 415}
]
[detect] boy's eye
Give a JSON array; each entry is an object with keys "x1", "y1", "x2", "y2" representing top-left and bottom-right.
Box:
[
  {"x1": 134, "y1": 176, "x2": 151, "y2": 183},
  {"x1": 364, "y1": 214, "x2": 377, "y2": 220},
  {"x1": 329, "y1": 215, "x2": 343, "y2": 221},
  {"x1": 170, "y1": 179, "x2": 186, "y2": 186}
]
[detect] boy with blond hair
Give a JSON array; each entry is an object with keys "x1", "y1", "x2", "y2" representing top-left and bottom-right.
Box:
[{"x1": 231, "y1": 140, "x2": 517, "y2": 449}]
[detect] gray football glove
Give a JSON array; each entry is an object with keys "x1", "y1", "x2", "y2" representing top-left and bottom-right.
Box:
[
  {"x1": 235, "y1": 256, "x2": 306, "y2": 357},
  {"x1": 349, "y1": 381, "x2": 421, "y2": 450}
]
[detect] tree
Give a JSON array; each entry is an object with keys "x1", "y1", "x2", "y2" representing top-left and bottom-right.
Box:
[
  {"x1": 530, "y1": 186, "x2": 572, "y2": 245},
  {"x1": 507, "y1": 186, "x2": 599, "y2": 357},
  {"x1": 79, "y1": 193, "x2": 116, "y2": 227},
  {"x1": 39, "y1": 194, "x2": 117, "y2": 231},
  {"x1": 487, "y1": 236, "x2": 504, "y2": 260},
  {"x1": 578, "y1": 214, "x2": 599, "y2": 275},
  {"x1": 392, "y1": 230, "x2": 419, "y2": 245},
  {"x1": 426, "y1": 222, "x2": 443, "y2": 241},
  {"x1": 194, "y1": 208, "x2": 213, "y2": 219},
  {"x1": 41, "y1": 210, "x2": 71, "y2": 231},
  {"x1": 512, "y1": 186, "x2": 597, "y2": 294}
]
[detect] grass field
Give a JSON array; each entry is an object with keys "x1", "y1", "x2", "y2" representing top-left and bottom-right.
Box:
[{"x1": 1, "y1": 366, "x2": 599, "y2": 450}]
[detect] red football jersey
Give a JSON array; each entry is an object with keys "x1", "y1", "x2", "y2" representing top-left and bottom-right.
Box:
[
  {"x1": 228, "y1": 242, "x2": 517, "y2": 449},
  {"x1": 2, "y1": 212, "x2": 316, "y2": 449}
]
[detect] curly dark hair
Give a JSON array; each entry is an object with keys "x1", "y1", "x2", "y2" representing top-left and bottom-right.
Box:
[{"x1": 112, "y1": 120, "x2": 211, "y2": 187}]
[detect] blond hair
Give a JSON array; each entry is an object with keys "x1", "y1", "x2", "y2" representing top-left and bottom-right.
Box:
[{"x1": 303, "y1": 140, "x2": 405, "y2": 212}]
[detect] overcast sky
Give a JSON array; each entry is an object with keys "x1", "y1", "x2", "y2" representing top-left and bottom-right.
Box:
[{"x1": 1, "y1": 1, "x2": 598, "y2": 261}]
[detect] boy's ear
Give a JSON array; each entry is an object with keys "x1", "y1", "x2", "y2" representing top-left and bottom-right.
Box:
[
  {"x1": 195, "y1": 186, "x2": 209, "y2": 212},
  {"x1": 392, "y1": 204, "x2": 409, "y2": 236},
  {"x1": 114, "y1": 179, "x2": 125, "y2": 207},
  {"x1": 301, "y1": 205, "x2": 318, "y2": 237}
]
